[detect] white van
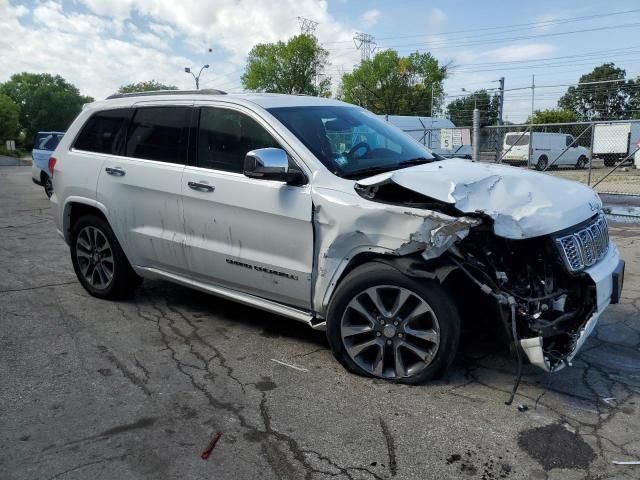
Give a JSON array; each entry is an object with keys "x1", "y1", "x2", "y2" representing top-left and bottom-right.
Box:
[{"x1": 501, "y1": 132, "x2": 591, "y2": 170}]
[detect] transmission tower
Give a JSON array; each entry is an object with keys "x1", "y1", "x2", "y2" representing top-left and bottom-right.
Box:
[
  {"x1": 297, "y1": 17, "x2": 319, "y2": 37},
  {"x1": 353, "y1": 32, "x2": 376, "y2": 61}
]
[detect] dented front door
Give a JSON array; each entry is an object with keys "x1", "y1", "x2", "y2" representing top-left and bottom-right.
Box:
[{"x1": 180, "y1": 105, "x2": 314, "y2": 309}]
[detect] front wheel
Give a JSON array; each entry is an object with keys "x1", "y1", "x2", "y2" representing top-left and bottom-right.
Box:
[
  {"x1": 326, "y1": 263, "x2": 461, "y2": 384},
  {"x1": 70, "y1": 215, "x2": 142, "y2": 299}
]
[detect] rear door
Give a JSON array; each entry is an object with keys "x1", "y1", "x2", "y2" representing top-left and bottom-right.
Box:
[
  {"x1": 180, "y1": 104, "x2": 313, "y2": 309},
  {"x1": 96, "y1": 104, "x2": 192, "y2": 273}
]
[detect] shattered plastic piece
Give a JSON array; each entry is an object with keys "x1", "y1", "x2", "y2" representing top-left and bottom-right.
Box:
[
  {"x1": 201, "y1": 431, "x2": 222, "y2": 460},
  {"x1": 517, "y1": 404, "x2": 529, "y2": 412}
]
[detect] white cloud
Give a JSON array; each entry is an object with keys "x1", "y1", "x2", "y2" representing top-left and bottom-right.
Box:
[
  {"x1": 0, "y1": 1, "x2": 231, "y2": 98},
  {"x1": 0, "y1": 0, "x2": 357, "y2": 99},
  {"x1": 148, "y1": 22, "x2": 178, "y2": 39},
  {"x1": 77, "y1": 0, "x2": 355, "y2": 64},
  {"x1": 428, "y1": 7, "x2": 447, "y2": 27},
  {"x1": 480, "y1": 43, "x2": 555, "y2": 62},
  {"x1": 361, "y1": 9, "x2": 380, "y2": 27}
]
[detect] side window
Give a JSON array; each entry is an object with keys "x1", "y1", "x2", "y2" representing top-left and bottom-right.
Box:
[
  {"x1": 566, "y1": 136, "x2": 573, "y2": 147},
  {"x1": 197, "y1": 107, "x2": 280, "y2": 172},
  {"x1": 74, "y1": 109, "x2": 129, "y2": 154},
  {"x1": 126, "y1": 107, "x2": 190, "y2": 164}
]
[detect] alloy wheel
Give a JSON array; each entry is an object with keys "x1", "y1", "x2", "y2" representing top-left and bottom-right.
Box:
[
  {"x1": 340, "y1": 285, "x2": 440, "y2": 379},
  {"x1": 75, "y1": 226, "x2": 115, "y2": 290}
]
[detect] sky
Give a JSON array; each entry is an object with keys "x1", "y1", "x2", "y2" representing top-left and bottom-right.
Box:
[{"x1": 0, "y1": 0, "x2": 638, "y2": 123}]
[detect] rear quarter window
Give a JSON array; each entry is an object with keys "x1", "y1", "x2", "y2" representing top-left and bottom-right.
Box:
[{"x1": 73, "y1": 109, "x2": 130, "y2": 154}]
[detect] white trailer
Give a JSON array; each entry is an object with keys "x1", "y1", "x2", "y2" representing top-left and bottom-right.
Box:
[{"x1": 593, "y1": 122, "x2": 640, "y2": 167}]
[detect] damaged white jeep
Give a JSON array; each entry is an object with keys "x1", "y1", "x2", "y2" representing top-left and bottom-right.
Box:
[{"x1": 51, "y1": 91, "x2": 625, "y2": 385}]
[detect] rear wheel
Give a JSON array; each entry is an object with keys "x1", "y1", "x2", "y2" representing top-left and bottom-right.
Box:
[
  {"x1": 70, "y1": 215, "x2": 142, "y2": 299},
  {"x1": 535, "y1": 155, "x2": 548, "y2": 171},
  {"x1": 41, "y1": 172, "x2": 53, "y2": 198},
  {"x1": 576, "y1": 155, "x2": 588, "y2": 169},
  {"x1": 327, "y1": 263, "x2": 460, "y2": 384}
]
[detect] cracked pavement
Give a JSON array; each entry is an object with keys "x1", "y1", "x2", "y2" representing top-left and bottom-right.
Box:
[{"x1": 1, "y1": 165, "x2": 639, "y2": 480}]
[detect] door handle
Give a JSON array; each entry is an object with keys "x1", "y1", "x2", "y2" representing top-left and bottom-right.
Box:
[
  {"x1": 188, "y1": 181, "x2": 215, "y2": 193},
  {"x1": 105, "y1": 167, "x2": 125, "y2": 177}
]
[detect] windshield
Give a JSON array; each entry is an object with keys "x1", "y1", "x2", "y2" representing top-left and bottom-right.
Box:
[
  {"x1": 505, "y1": 133, "x2": 530, "y2": 146},
  {"x1": 268, "y1": 106, "x2": 436, "y2": 179}
]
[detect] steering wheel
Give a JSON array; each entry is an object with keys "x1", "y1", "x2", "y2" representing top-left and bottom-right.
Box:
[{"x1": 347, "y1": 142, "x2": 371, "y2": 159}]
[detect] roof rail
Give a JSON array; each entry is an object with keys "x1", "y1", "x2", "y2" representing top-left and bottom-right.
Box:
[{"x1": 106, "y1": 89, "x2": 227, "y2": 100}]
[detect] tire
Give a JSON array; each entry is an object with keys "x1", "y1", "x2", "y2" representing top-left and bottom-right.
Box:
[
  {"x1": 41, "y1": 172, "x2": 53, "y2": 198},
  {"x1": 70, "y1": 214, "x2": 142, "y2": 300},
  {"x1": 535, "y1": 155, "x2": 548, "y2": 171},
  {"x1": 576, "y1": 155, "x2": 588, "y2": 169},
  {"x1": 326, "y1": 262, "x2": 461, "y2": 384},
  {"x1": 604, "y1": 158, "x2": 615, "y2": 167}
]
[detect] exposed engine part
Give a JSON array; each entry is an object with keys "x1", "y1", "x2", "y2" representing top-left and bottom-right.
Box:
[{"x1": 445, "y1": 224, "x2": 599, "y2": 400}]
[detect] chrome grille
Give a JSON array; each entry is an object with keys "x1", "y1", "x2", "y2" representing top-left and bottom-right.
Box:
[{"x1": 555, "y1": 215, "x2": 609, "y2": 272}]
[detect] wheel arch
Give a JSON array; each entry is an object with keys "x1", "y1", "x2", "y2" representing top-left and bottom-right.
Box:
[
  {"x1": 321, "y1": 251, "x2": 507, "y2": 337},
  {"x1": 62, "y1": 198, "x2": 109, "y2": 244},
  {"x1": 321, "y1": 251, "x2": 459, "y2": 314}
]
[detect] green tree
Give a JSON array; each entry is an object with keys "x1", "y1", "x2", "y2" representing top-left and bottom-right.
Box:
[
  {"x1": 0, "y1": 94, "x2": 20, "y2": 142},
  {"x1": 0, "y1": 72, "x2": 93, "y2": 145},
  {"x1": 117, "y1": 80, "x2": 178, "y2": 94},
  {"x1": 558, "y1": 63, "x2": 637, "y2": 120},
  {"x1": 242, "y1": 34, "x2": 331, "y2": 96},
  {"x1": 526, "y1": 108, "x2": 578, "y2": 124},
  {"x1": 338, "y1": 50, "x2": 447, "y2": 115},
  {"x1": 446, "y1": 90, "x2": 499, "y2": 127}
]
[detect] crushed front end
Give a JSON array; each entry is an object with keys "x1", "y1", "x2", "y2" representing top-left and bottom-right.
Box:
[{"x1": 451, "y1": 213, "x2": 624, "y2": 372}]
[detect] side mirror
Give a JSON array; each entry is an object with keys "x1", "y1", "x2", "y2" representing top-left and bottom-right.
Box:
[{"x1": 244, "y1": 148, "x2": 289, "y2": 181}]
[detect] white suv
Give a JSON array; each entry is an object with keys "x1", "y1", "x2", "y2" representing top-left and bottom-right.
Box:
[{"x1": 50, "y1": 90, "x2": 624, "y2": 384}]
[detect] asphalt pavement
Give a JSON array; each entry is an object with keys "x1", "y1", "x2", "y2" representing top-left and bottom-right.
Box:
[{"x1": 1, "y1": 165, "x2": 639, "y2": 480}]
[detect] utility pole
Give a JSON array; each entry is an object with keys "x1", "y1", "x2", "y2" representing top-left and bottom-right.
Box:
[
  {"x1": 529, "y1": 74, "x2": 535, "y2": 166},
  {"x1": 430, "y1": 82, "x2": 436, "y2": 117},
  {"x1": 472, "y1": 108, "x2": 480, "y2": 162},
  {"x1": 353, "y1": 32, "x2": 376, "y2": 61},
  {"x1": 497, "y1": 77, "x2": 505, "y2": 125},
  {"x1": 297, "y1": 17, "x2": 318, "y2": 37},
  {"x1": 530, "y1": 74, "x2": 535, "y2": 119}
]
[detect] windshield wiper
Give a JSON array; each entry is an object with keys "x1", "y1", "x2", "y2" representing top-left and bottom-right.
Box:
[
  {"x1": 341, "y1": 157, "x2": 436, "y2": 179},
  {"x1": 341, "y1": 166, "x2": 396, "y2": 179},
  {"x1": 397, "y1": 157, "x2": 434, "y2": 166}
]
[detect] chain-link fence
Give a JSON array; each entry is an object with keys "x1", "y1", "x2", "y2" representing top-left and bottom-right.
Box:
[
  {"x1": 400, "y1": 127, "x2": 474, "y2": 159},
  {"x1": 398, "y1": 120, "x2": 640, "y2": 196}
]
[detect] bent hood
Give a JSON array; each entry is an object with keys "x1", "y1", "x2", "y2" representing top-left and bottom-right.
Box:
[{"x1": 356, "y1": 158, "x2": 602, "y2": 239}]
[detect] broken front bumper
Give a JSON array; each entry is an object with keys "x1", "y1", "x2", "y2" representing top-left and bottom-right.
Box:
[{"x1": 520, "y1": 242, "x2": 624, "y2": 372}]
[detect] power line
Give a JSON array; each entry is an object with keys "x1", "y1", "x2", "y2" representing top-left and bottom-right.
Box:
[
  {"x1": 328, "y1": 22, "x2": 640, "y2": 53},
  {"x1": 324, "y1": 8, "x2": 640, "y2": 44}
]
